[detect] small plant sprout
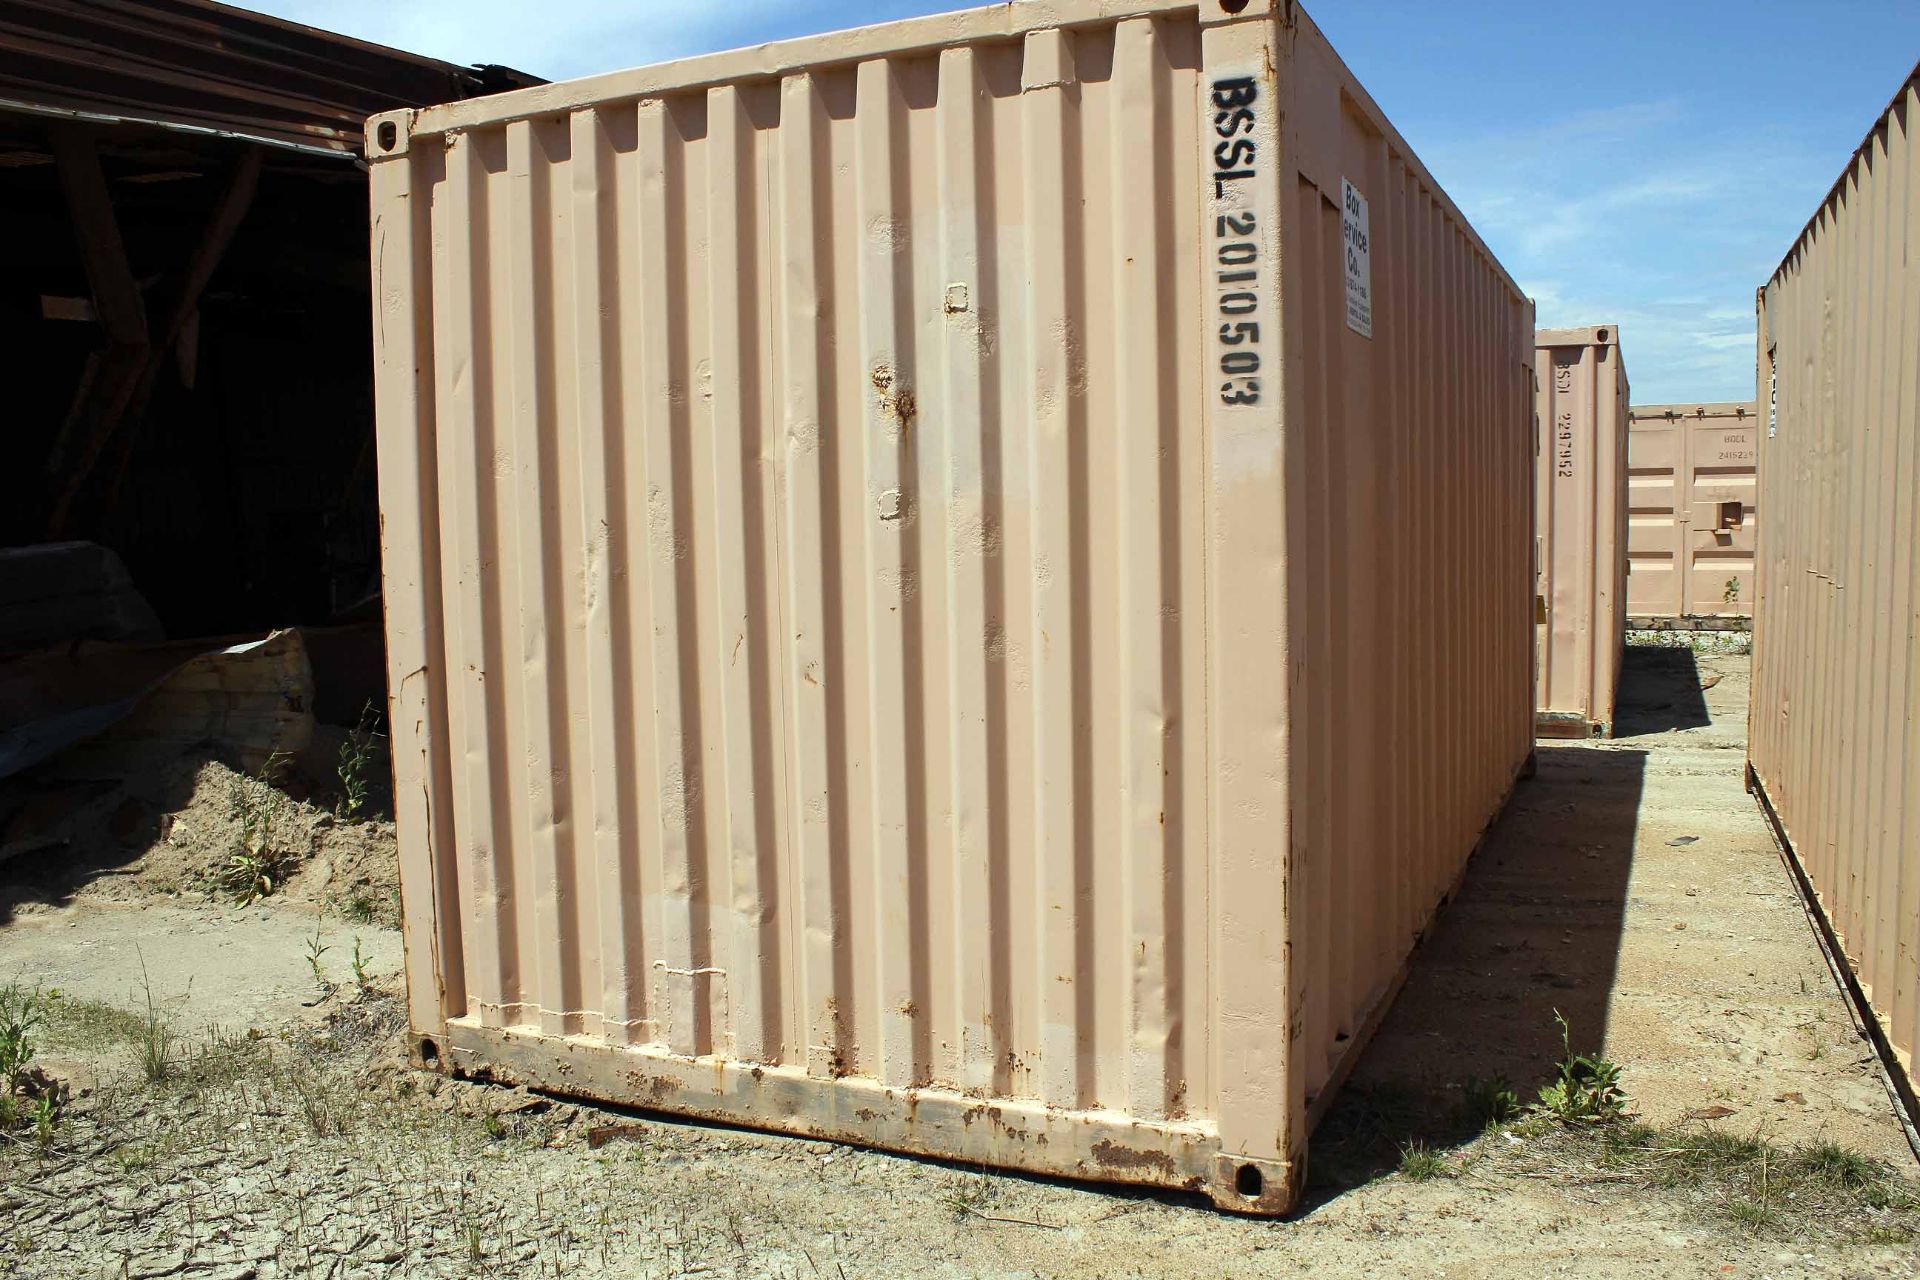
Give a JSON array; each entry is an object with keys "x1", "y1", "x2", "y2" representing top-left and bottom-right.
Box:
[
  {"x1": 1723, "y1": 577, "x2": 1742, "y2": 606},
  {"x1": 351, "y1": 937, "x2": 372, "y2": 991},
  {"x1": 217, "y1": 751, "x2": 297, "y2": 905},
  {"x1": 0, "y1": 984, "x2": 44, "y2": 1098},
  {"x1": 306, "y1": 925, "x2": 333, "y2": 991},
  {"x1": 32, "y1": 1092, "x2": 57, "y2": 1149},
  {"x1": 1534, "y1": 1010, "x2": 1627, "y2": 1125},
  {"x1": 137, "y1": 950, "x2": 173, "y2": 1086},
  {"x1": 336, "y1": 701, "x2": 381, "y2": 821}
]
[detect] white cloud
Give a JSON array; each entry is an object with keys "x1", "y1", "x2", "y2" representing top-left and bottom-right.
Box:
[{"x1": 1412, "y1": 93, "x2": 1829, "y2": 402}]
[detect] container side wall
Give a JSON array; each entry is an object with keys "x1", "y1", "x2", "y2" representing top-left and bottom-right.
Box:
[
  {"x1": 1625, "y1": 401, "x2": 1759, "y2": 620},
  {"x1": 1533, "y1": 328, "x2": 1628, "y2": 734},
  {"x1": 1278, "y1": 24, "x2": 1535, "y2": 1116},
  {"x1": 1751, "y1": 75, "x2": 1920, "y2": 1084}
]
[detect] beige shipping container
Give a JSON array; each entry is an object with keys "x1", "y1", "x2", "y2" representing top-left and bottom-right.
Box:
[
  {"x1": 1625, "y1": 401, "x2": 1759, "y2": 622},
  {"x1": 1751, "y1": 61, "x2": 1920, "y2": 1095},
  {"x1": 368, "y1": 0, "x2": 1535, "y2": 1214},
  {"x1": 1534, "y1": 326, "x2": 1628, "y2": 737}
]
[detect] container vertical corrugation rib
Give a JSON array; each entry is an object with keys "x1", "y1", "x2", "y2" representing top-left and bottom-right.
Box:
[
  {"x1": 1623, "y1": 402, "x2": 1759, "y2": 622},
  {"x1": 1752, "y1": 63, "x2": 1920, "y2": 1094},
  {"x1": 1534, "y1": 326, "x2": 1628, "y2": 737},
  {"x1": 369, "y1": 0, "x2": 1533, "y2": 1215}
]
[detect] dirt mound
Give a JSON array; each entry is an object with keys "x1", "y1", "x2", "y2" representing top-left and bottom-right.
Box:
[{"x1": 0, "y1": 749, "x2": 399, "y2": 925}]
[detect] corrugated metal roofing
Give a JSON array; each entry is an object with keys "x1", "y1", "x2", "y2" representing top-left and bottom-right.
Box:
[{"x1": 0, "y1": 0, "x2": 538, "y2": 157}]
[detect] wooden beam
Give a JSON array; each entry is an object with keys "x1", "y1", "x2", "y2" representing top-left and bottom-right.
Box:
[
  {"x1": 49, "y1": 147, "x2": 264, "y2": 536},
  {"x1": 48, "y1": 127, "x2": 146, "y2": 345},
  {"x1": 154, "y1": 147, "x2": 261, "y2": 350}
]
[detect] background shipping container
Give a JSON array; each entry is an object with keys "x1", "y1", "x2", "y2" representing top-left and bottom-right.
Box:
[
  {"x1": 1534, "y1": 326, "x2": 1628, "y2": 737},
  {"x1": 1625, "y1": 402, "x2": 1759, "y2": 623},
  {"x1": 1751, "y1": 60, "x2": 1920, "y2": 1102},
  {"x1": 369, "y1": 0, "x2": 1535, "y2": 1214}
]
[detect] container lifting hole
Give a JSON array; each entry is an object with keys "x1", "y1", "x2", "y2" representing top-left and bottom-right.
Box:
[
  {"x1": 1236, "y1": 1164, "x2": 1263, "y2": 1198},
  {"x1": 1219, "y1": 0, "x2": 1252, "y2": 12},
  {"x1": 1718, "y1": 501, "x2": 1743, "y2": 532},
  {"x1": 1596, "y1": 327, "x2": 1610, "y2": 342},
  {"x1": 377, "y1": 120, "x2": 398, "y2": 153},
  {"x1": 418, "y1": 1036, "x2": 440, "y2": 1065}
]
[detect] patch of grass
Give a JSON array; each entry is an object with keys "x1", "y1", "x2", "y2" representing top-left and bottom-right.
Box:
[
  {"x1": 1725, "y1": 1196, "x2": 1782, "y2": 1233},
  {"x1": 1791, "y1": 1141, "x2": 1881, "y2": 1190},
  {"x1": 937, "y1": 1170, "x2": 1002, "y2": 1221},
  {"x1": 1578, "y1": 1121, "x2": 1918, "y2": 1240},
  {"x1": 344, "y1": 892, "x2": 378, "y2": 925},
  {"x1": 1398, "y1": 1141, "x2": 1448, "y2": 1181},
  {"x1": 41, "y1": 991, "x2": 148, "y2": 1052},
  {"x1": 1462, "y1": 1073, "x2": 1521, "y2": 1129}
]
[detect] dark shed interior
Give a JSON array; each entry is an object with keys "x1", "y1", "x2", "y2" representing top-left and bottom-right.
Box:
[{"x1": 0, "y1": 0, "x2": 537, "y2": 639}]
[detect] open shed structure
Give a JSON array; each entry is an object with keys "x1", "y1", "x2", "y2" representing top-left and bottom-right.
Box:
[{"x1": 0, "y1": 0, "x2": 534, "y2": 639}]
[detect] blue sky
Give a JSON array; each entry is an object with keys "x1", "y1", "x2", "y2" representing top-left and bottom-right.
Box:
[{"x1": 257, "y1": 1, "x2": 1920, "y2": 402}]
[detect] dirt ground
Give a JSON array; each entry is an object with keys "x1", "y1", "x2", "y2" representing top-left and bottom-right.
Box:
[{"x1": 2, "y1": 649, "x2": 1917, "y2": 1279}]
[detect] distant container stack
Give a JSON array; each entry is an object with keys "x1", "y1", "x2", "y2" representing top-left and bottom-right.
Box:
[
  {"x1": 1534, "y1": 326, "x2": 1628, "y2": 738},
  {"x1": 1625, "y1": 402, "x2": 1758, "y2": 628},
  {"x1": 1751, "y1": 61, "x2": 1920, "y2": 1109},
  {"x1": 367, "y1": 0, "x2": 1536, "y2": 1215}
]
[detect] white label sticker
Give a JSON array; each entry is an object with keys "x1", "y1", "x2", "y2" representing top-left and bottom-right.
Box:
[{"x1": 1342, "y1": 178, "x2": 1372, "y2": 339}]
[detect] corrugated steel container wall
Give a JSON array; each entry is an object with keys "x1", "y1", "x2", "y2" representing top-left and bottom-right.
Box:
[
  {"x1": 368, "y1": 0, "x2": 1534, "y2": 1214},
  {"x1": 1751, "y1": 63, "x2": 1920, "y2": 1087},
  {"x1": 1625, "y1": 401, "x2": 1759, "y2": 621},
  {"x1": 1534, "y1": 326, "x2": 1627, "y2": 736}
]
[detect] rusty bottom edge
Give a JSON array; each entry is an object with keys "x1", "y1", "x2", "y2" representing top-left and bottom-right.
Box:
[
  {"x1": 1626, "y1": 615, "x2": 1753, "y2": 633},
  {"x1": 441, "y1": 1022, "x2": 1298, "y2": 1213},
  {"x1": 425, "y1": 751, "x2": 1533, "y2": 1221},
  {"x1": 1746, "y1": 763, "x2": 1920, "y2": 1162},
  {"x1": 1535, "y1": 710, "x2": 1605, "y2": 739}
]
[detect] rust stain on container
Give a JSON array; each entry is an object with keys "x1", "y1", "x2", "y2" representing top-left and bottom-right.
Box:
[
  {"x1": 1751, "y1": 62, "x2": 1920, "y2": 1101},
  {"x1": 368, "y1": 0, "x2": 1534, "y2": 1215},
  {"x1": 1626, "y1": 402, "x2": 1759, "y2": 622},
  {"x1": 1535, "y1": 326, "x2": 1628, "y2": 738}
]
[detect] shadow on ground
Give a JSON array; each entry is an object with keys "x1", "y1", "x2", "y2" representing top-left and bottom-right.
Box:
[
  {"x1": 1308, "y1": 745, "x2": 1647, "y2": 1200},
  {"x1": 1612, "y1": 645, "x2": 1711, "y2": 737}
]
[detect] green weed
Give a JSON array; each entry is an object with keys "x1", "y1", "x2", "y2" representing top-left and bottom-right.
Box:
[
  {"x1": 335, "y1": 702, "x2": 381, "y2": 822},
  {"x1": 1533, "y1": 1010, "x2": 1626, "y2": 1125},
  {"x1": 216, "y1": 751, "x2": 298, "y2": 904}
]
